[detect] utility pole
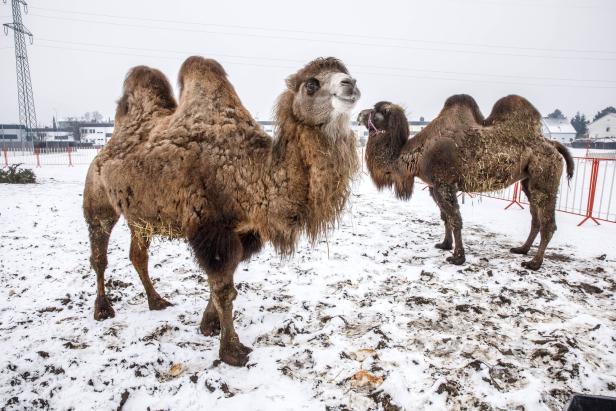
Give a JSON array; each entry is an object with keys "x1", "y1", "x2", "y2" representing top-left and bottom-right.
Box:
[{"x1": 3, "y1": 0, "x2": 37, "y2": 149}]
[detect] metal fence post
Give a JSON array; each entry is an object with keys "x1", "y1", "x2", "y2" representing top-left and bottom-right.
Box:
[
  {"x1": 578, "y1": 158, "x2": 601, "y2": 226},
  {"x1": 505, "y1": 181, "x2": 524, "y2": 210}
]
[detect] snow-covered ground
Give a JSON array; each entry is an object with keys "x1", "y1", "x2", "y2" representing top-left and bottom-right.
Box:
[{"x1": 1, "y1": 164, "x2": 615, "y2": 411}]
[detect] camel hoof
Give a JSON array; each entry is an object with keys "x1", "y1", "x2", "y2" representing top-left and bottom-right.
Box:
[
  {"x1": 219, "y1": 340, "x2": 252, "y2": 367},
  {"x1": 94, "y1": 296, "x2": 115, "y2": 321},
  {"x1": 446, "y1": 255, "x2": 466, "y2": 265},
  {"x1": 435, "y1": 242, "x2": 453, "y2": 250},
  {"x1": 510, "y1": 247, "x2": 529, "y2": 255},
  {"x1": 148, "y1": 297, "x2": 173, "y2": 311},
  {"x1": 200, "y1": 316, "x2": 221, "y2": 337},
  {"x1": 521, "y1": 260, "x2": 542, "y2": 270}
]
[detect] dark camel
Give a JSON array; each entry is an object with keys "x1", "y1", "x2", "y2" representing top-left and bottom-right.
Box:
[{"x1": 358, "y1": 96, "x2": 573, "y2": 270}]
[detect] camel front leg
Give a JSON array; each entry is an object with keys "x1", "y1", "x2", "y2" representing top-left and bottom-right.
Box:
[
  {"x1": 433, "y1": 184, "x2": 465, "y2": 265},
  {"x1": 208, "y1": 272, "x2": 252, "y2": 366},
  {"x1": 429, "y1": 188, "x2": 453, "y2": 250},
  {"x1": 510, "y1": 180, "x2": 540, "y2": 255},
  {"x1": 189, "y1": 224, "x2": 250, "y2": 365}
]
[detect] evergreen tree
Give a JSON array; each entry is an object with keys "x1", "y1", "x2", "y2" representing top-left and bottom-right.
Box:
[
  {"x1": 547, "y1": 109, "x2": 566, "y2": 119},
  {"x1": 570, "y1": 112, "x2": 589, "y2": 138}
]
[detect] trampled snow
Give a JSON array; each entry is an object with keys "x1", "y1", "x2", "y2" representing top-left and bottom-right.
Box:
[{"x1": 0, "y1": 164, "x2": 615, "y2": 410}]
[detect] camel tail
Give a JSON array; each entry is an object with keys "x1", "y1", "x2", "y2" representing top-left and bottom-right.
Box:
[{"x1": 550, "y1": 140, "x2": 574, "y2": 181}]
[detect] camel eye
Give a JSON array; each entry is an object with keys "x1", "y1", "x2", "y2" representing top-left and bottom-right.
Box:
[
  {"x1": 374, "y1": 112, "x2": 385, "y2": 122},
  {"x1": 305, "y1": 78, "x2": 320, "y2": 95}
]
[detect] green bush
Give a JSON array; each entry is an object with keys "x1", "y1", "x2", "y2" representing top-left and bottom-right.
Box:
[{"x1": 0, "y1": 164, "x2": 36, "y2": 184}]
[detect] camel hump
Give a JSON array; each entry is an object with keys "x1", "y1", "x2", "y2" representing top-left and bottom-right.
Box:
[
  {"x1": 484, "y1": 95, "x2": 541, "y2": 125},
  {"x1": 443, "y1": 94, "x2": 484, "y2": 124},
  {"x1": 178, "y1": 56, "x2": 227, "y2": 94},
  {"x1": 116, "y1": 65, "x2": 176, "y2": 119}
]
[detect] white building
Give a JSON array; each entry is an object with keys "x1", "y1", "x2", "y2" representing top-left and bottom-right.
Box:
[
  {"x1": 33, "y1": 128, "x2": 75, "y2": 143},
  {"x1": 0, "y1": 124, "x2": 26, "y2": 143},
  {"x1": 541, "y1": 118, "x2": 576, "y2": 144},
  {"x1": 588, "y1": 113, "x2": 616, "y2": 140},
  {"x1": 258, "y1": 121, "x2": 275, "y2": 136},
  {"x1": 80, "y1": 123, "x2": 114, "y2": 146}
]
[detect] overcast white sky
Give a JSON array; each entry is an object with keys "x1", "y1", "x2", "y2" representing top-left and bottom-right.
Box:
[{"x1": 1, "y1": 0, "x2": 615, "y2": 125}]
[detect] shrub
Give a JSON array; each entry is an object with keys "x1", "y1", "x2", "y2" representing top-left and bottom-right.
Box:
[{"x1": 0, "y1": 164, "x2": 36, "y2": 184}]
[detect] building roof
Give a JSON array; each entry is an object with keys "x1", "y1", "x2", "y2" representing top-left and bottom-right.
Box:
[
  {"x1": 32, "y1": 127, "x2": 74, "y2": 132},
  {"x1": 589, "y1": 112, "x2": 616, "y2": 125},
  {"x1": 541, "y1": 117, "x2": 576, "y2": 134},
  {"x1": 79, "y1": 122, "x2": 114, "y2": 128},
  {"x1": 0, "y1": 124, "x2": 26, "y2": 130}
]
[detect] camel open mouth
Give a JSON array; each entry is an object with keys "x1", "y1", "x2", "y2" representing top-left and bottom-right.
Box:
[{"x1": 333, "y1": 94, "x2": 358, "y2": 104}]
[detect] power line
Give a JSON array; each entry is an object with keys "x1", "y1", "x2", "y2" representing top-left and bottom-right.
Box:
[
  {"x1": 31, "y1": 43, "x2": 616, "y2": 90},
  {"x1": 36, "y1": 38, "x2": 616, "y2": 84},
  {"x1": 27, "y1": 12, "x2": 616, "y2": 62},
  {"x1": 28, "y1": 5, "x2": 616, "y2": 55}
]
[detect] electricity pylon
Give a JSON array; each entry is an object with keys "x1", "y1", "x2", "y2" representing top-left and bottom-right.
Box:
[{"x1": 3, "y1": 0, "x2": 38, "y2": 143}]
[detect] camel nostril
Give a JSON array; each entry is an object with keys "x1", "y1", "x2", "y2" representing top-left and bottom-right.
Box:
[{"x1": 341, "y1": 78, "x2": 356, "y2": 87}]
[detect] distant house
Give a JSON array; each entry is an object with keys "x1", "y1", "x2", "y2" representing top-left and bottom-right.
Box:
[
  {"x1": 79, "y1": 123, "x2": 114, "y2": 146},
  {"x1": 541, "y1": 118, "x2": 576, "y2": 144},
  {"x1": 588, "y1": 113, "x2": 616, "y2": 140}
]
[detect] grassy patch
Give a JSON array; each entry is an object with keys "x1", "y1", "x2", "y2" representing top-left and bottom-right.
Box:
[{"x1": 0, "y1": 164, "x2": 36, "y2": 184}]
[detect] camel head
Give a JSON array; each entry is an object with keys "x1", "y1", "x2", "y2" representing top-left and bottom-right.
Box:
[
  {"x1": 358, "y1": 101, "x2": 409, "y2": 143},
  {"x1": 358, "y1": 102, "x2": 414, "y2": 199},
  {"x1": 277, "y1": 57, "x2": 360, "y2": 136}
]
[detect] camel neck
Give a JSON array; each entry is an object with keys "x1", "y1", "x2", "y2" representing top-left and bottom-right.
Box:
[{"x1": 263, "y1": 114, "x2": 358, "y2": 255}]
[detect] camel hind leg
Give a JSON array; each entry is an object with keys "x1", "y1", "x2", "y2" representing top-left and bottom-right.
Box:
[
  {"x1": 85, "y1": 193, "x2": 119, "y2": 321},
  {"x1": 520, "y1": 176, "x2": 559, "y2": 270},
  {"x1": 129, "y1": 227, "x2": 173, "y2": 311},
  {"x1": 510, "y1": 179, "x2": 540, "y2": 255}
]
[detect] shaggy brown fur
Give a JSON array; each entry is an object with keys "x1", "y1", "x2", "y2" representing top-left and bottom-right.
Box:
[
  {"x1": 83, "y1": 56, "x2": 360, "y2": 366},
  {"x1": 359, "y1": 95, "x2": 573, "y2": 270}
]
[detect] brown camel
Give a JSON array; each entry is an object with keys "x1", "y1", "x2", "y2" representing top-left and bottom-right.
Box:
[
  {"x1": 358, "y1": 96, "x2": 574, "y2": 270},
  {"x1": 83, "y1": 56, "x2": 360, "y2": 366}
]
